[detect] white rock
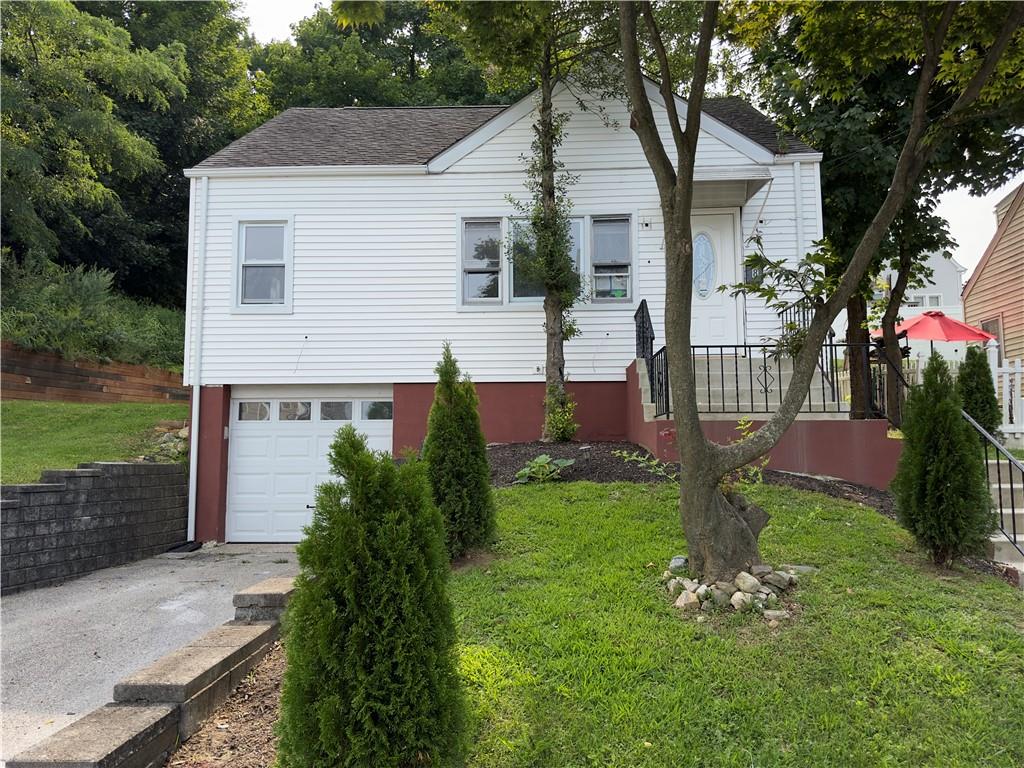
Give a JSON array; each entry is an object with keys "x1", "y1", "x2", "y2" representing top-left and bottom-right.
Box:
[
  {"x1": 763, "y1": 609, "x2": 791, "y2": 621},
  {"x1": 750, "y1": 564, "x2": 773, "y2": 578},
  {"x1": 730, "y1": 591, "x2": 754, "y2": 611},
  {"x1": 682, "y1": 578, "x2": 700, "y2": 593},
  {"x1": 695, "y1": 584, "x2": 710, "y2": 601},
  {"x1": 666, "y1": 578, "x2": 685, "y2": 597},
  {"x1": 734, "y1": 571, "x2": 762, "y2": 594},
  {"x1": 674, "y1": 590, "x2": 701, "y2": 612}
]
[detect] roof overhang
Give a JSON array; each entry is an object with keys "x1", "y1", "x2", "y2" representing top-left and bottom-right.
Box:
[{"x1": 183, "y1": 164, "x2": 428, "y2": 179}]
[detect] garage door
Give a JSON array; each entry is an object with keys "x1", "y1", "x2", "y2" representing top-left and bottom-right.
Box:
[{"x1": 226, "y1": 391, "x2": 393, "y2": 542}]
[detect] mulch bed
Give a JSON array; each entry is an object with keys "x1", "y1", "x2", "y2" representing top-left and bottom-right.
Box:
[
  {"x1": 168, "y1": 643, "x2": 283, "y2": 768},
  {"x1": 488, "y1": 440, "x2": 666, "y2": 486}
]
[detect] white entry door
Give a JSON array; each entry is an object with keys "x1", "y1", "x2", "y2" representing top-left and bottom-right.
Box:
[
  {"x1": 226, "y1": 389, "x2": 393, "y2": 542},
  {"x1": 690, "y1": 213, "x2": 740, "y2": 344}
]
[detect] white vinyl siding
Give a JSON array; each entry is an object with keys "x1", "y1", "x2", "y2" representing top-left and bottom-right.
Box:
[{"x1": 184, "y1": 88, "x2": 822, "y2": 384}]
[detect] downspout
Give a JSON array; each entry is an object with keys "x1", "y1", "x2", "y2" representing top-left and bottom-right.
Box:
[{"x1": 187, "y1": 175, "x2": 210, "y2": 541}]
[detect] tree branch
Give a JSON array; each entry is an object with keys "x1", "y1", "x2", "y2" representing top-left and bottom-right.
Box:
[
  {"x1": 682, "y1": 2, "x2": 718, "y2": 166},
  {"x1": 640, "y1": 2, "x2": 687, "y2": 165}
]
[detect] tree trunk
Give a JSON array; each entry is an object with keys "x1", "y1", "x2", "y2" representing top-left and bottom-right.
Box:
[
  {"x1": 846, "y1": 294, "x2": 872, "y2": 419},
  {"x1": 881, "y1": 247, "x2": 914, "y2": 427},
  {"x1": 537, "y1": 42, "x2": 568, "y2": 441}
]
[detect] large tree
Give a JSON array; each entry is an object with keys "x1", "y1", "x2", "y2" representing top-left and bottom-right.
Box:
[
  {"x1": 734, "y1": 11, "x2": 1024, "y2": 423},
  {"x1": 75, "y1": 1, "x2": 268, "y2": 306},
  {"x1": 1, "y1": 1, "x2": 185, "y2": 270},
  {"x1": 618, "y1": 0, "x2": 1023, "y2": 581}
]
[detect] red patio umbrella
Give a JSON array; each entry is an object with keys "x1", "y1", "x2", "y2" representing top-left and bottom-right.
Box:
[{"x1": 872, "y1": 310, "x2": 995, "y2": 353}]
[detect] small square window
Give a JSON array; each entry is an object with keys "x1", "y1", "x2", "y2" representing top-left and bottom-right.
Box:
[
  {"x1": 238, "y1": 401, "x2": 270, "y2": 421},
  {"x1": 320, "y1": 401, "x2": 352, "y2": 421},
  {"x1": 361, "y1": 401, "x2": 393, "y2": 420},
  {"x1": 279, "y1": 401, "x2": 311, "y2": 421},
  {"x1": 239, "y1": 222, "x2": 288, "y2": 306}
]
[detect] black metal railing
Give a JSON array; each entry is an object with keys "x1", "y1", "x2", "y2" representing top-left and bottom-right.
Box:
[
  {"x1": 649, "y1": 346, "x2": 670, "y2": 418},
  {"x1": 778, "y1": 297, "x2": 839, "y2": 401},
  {"x1": 962, "y1": 411, "x2": 1024, "y2": 560},
  {"x1": 634, "y1": 299, "x2": 655, "y2": 361}
]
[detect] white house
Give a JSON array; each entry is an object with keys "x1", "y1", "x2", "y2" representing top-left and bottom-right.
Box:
[{"x1": 182, "y1": 81, "x2": 829, "y2": 542}]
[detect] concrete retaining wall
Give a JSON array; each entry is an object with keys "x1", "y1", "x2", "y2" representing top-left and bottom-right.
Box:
[{"x1": 1, "y1": 463, "x2": 187, "y2": 594}]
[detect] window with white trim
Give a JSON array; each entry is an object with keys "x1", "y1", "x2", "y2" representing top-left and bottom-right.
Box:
[
  {"x1": 510, "y1": 218, "x2": 582, "y2": 300},
  {"x1": 591, "y1": 217, "x2": 632, "y2": 300},
  {"x1": 462, "y1": 220, "x2": 502, "y2": 302},
  {"x1": 237, "y1": 221, "x2": 290, "y2": 309},
  {"x1": 906, "y1": 293, "x2": 942, "y2": 308}
]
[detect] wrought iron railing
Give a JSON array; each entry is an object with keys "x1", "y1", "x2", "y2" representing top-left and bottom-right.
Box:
[
  {"x1": 962, "y1": 411, "x2": 1024, "y2": 561},
  {"x1": 634, "y1": 300, "x2": 655, "y2": 361},
  {"x1": 778, "y1": 297, "x2": 838, "y2": 401}
]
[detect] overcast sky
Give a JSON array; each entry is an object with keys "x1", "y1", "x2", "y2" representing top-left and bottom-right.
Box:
[{"x1": 240, "y1": 0, "x2": 1020, "y2": 279}]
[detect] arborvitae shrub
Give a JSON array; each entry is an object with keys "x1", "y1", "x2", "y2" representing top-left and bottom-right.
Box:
[
  {"x1": 422, "y1": 342, "x2": 496, "y2": 558},
  {"x1": 957, "y1": 344, "x2": 1002, "y2": 437},
  {"x1": 276, "y1": 426, "x2": 465, "y2": 768},
  {"x1": 891, "y1": 353, "x2": 994, "y2": 566}
]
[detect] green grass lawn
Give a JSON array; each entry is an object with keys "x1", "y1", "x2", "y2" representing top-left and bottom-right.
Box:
[
  {"x1": 453, "y1": 482, "x2": 1024, "y2": 768},
  {"x1": 1, "y1": 400, "x2": 190, "y2": 484}
]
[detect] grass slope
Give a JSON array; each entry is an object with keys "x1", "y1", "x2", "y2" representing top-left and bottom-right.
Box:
[
  {"x1": 1, "y1": 400, "x2": 189, "y2": 484},
  {"x1": 454, "y1": 482, "x2": 1024, "y2": 768}
]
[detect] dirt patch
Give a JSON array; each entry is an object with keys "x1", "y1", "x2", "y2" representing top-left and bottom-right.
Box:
[
  {"x1": 168, "y1": 643, "x2": 283, "y2": 768},
  {"x1": 452, "y1": 549, "x2": 496, "y2": 572},
  {"x1": 488, "y1": 441, "x2": 664, "y2": 487}
]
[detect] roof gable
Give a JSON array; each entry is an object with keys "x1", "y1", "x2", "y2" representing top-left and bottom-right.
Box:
[{"x1": 962, "y1": 182, "x2": 1024, "y2": 302}]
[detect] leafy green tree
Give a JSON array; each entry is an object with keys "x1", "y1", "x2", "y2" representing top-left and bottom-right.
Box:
[
  {"x1": 277, "y1": 426, "x2": 465, "y2": 768},
  {"x1": 957, "y1": 344, "x2": 1002, "y2": 439},
  {"x1": 422, "y1": 343, "x2": 496, "y2": 558},
  {"x1": 254, "y1": 3, "x2": 494, "y2": 111},
  {"x1": 1, "y1": 1, "x2": 185, "y2": 268},
  {"x1": 75, "y1": 1, "x2": 269, "y2": 305},
  {"x1": 892, "y1": 353, "x2": 993, "y2": 566},
  {"x1": 619, "y1": 0, "x2": 1022, "y2": 581},
  {"x1": 434, "y1": 1, "x2": 616, "y2": 440}
]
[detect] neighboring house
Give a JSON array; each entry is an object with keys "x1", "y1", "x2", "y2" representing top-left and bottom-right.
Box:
[
  {"x1": 183, "y1": 81, "x2": 830, "y2": 542},
  {"x1": 963, "y1": 182, "x2": 1024, "y2": 365}
]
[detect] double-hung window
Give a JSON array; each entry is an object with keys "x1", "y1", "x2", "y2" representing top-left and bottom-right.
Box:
[
  {"x1": 510, "y1": 218, "x2": 582, "y2": 301},
  {"x1": 237, "y1": 220, "x2": 291, "y2": 311},
  {"x1": 462, "y1": 219, "x2": 502, "y2": 302},
  {"x1": 591, "y1": 217, "x2": 632, "y2": 300}
]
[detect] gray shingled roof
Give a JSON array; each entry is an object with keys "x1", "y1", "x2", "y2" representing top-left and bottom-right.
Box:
[
  {"x1": 194, "y1": 97, "x2": 813, "y2": 170},
  {"x1": 194, "y1": 106, "x2": 508, "y2": 169},
  {"x1": 703, "y1": 97, "x2": 815, "y2": 155}
]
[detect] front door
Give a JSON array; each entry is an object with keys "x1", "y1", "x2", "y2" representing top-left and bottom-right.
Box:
[{"x1": 690, "y1": 213, "x2": 739, "y2": 344}]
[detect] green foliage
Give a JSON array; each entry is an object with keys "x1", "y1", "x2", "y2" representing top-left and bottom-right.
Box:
[
  {"x1": 1, "y1": 1, "x2": 185, "y2": 270},
  {"x1": 422, "y1": 343, "x2": 496, "y2": 558},
  {"x1": 1, "y1": 255, "x2": 184, "y2": 369},
  {"x1": 613, "y1": 449, "x2": 679, "y2": 482},
  {"x1": 514, "y1": 454, "x2": 575, "y2": 484},
  {"x1": 891, "y1": 353, "x2": 994, "y2": 566},
  {"x1": 542, "y1": 388, "x2": 579, "y2": 442},
  {"x1": 957, "y1": 345, "x2": 1002, "y2": 439},
  {"x1": 730, "y1": 416, "x2": 770, "y2": 485},
  {"x1": 277, "y1": 425, "x2": 466, "y2": 768}
]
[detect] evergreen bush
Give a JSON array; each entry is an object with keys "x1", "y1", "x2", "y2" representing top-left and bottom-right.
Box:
[
  {"x1": 891, "y1": 353, "x2": 994, "y2": 566},
  {"x1": 957, "y1": 344, "x2": 1002, "y2": 438},
  {"x1": 277, "y1": 426, "x2": 465, "y2": 768},
  {"x1": 422, "y1": 343, "x2": 496, "y2": 559}
]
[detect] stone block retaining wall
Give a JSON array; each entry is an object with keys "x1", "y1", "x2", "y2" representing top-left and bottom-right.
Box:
[{"x1": 1, "y1": 462, "x2": 187, "y2": 594}]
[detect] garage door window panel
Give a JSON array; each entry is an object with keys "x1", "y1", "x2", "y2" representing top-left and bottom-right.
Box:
[
  {"x1": 238, "y1": 401, "x2": 270, "y2": 421},
  {"x1": 320, "y1": 401, "x2": 353, "y2": 421},
  {"x1": 279, "y1": 401, "x2": 311, "y2": 421},
  {"x1": 361, "y1": 401, "x2": 393, "y2": 420}
]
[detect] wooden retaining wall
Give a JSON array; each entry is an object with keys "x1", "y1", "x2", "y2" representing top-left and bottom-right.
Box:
[{"x1": 1, "y1": 343, "x2": 189, "y2": 404}]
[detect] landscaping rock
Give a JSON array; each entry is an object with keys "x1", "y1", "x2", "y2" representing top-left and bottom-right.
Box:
[
  {"x1": 666, "y1": 579, "x2": 685, "y2": 598},
  {"x1": 763, "y1": 609, "x2": 791, "y2": 621},
  {"x1": 668, "y1": 556, "x2": 689, "y2": 575},
  {"x1": 714, "y1": 581, "x2": 737, "y2": 597},
  {"x1": 767, "y1": 619, "x2": 780, "y2": 629},
  {"x1": 734, "y1": 571, "x2": 761, "y2": 594},
  {"x1": 762, "y1": 571, "x2": 792, "y2": 590},
  {"x1": 661, "y1": 570, "x2": 674, "y2": 582},
  {"x1": 695, "y1": 584, "x2": 710, "y2": 601},
  {"x1": 730, "y1": 591, "x2": 754, "y2": 611},
  {"x1": 681, "y1": 578, "x2": 700, "y2": 593},
  {"x1": 751, "y1": 564, "x2": 773, "y2": 578},
  {"x1": 674, "y1": 591, "x2": 700, "y2": 612},
  {"x1": 710, "y1": 586, "x2": 731, "y2": 607}
]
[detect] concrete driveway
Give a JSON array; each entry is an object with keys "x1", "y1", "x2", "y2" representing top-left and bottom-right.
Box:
[{"x1": 0, "y1": 543, "x2": 298, "y2": 762}]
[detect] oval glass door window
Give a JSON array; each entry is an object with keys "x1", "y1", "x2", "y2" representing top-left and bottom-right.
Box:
[{"x1": 693, "y1": 233, "x2": 715, "y2": 299}]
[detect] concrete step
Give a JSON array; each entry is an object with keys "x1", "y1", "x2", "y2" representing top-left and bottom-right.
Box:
[
  {"x1": 988, "y1": 535, "x2": 1024, "y2": 570},
  {"x1": 7, "y1": 703, "x2": 178, "y2": 768},
  {"x1": 233, "y1": 575, "x2": 296, "y2": 622},
  {"x1": 991, "y1": 484, "x2": 1024, "y2": 510},
  {"x1": 986, "y1": 458, "x2": 1024, "y2": 484}
]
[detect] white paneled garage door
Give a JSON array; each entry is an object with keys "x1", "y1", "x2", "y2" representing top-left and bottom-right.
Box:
[{"x1": 226, "y1": 386, "x2": 393, "y2": 542}]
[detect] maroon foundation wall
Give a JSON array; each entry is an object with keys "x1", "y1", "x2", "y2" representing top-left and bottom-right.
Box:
[
  {"x1": 624, "y1": 361, "x2": 903, "y2": 490},
  {"x1": 195, "y1": 385, "x2": 230, "y2": 541},
  {"x1": 393, "y1": 381, "x2": 628, "y2": 454}
]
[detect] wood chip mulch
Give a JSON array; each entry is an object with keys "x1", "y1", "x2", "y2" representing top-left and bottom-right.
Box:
[{"x1": 168, "y1": 642, "x2": 283, "y2": 768}]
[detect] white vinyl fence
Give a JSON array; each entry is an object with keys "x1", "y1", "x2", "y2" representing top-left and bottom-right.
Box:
[{"x1": 989, "y1": 343, "x2": 1023, "y2": 439}]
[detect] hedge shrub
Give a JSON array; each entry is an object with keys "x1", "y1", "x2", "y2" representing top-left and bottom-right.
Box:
[
  {"x1": 277, "y1": 426, "x2": 465, "y2": 767},
  {"x1": 422, "y1": 343, "x2": 496, "y2": 558},
  {"x1": 957, "y1": 344, "x2": 1001, "y2": 438},
  {"x1": 891, "y1": 353, "x2": 994, "y2": 566}
]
